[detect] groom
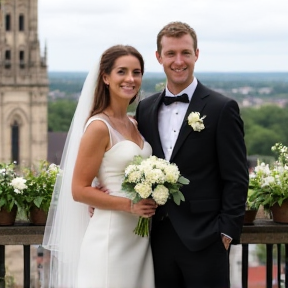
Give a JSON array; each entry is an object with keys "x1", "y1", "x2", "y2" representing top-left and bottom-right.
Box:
[{"x1": 136, "y1": 21, "x2": 249, "y2": 288}]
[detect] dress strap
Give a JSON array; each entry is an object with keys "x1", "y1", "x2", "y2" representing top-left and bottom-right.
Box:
[{"x1": 84, "y1": 115, "x2": 113, "y2": 146}]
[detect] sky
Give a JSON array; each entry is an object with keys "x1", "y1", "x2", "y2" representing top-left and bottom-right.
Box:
[{"x1": 38, "y1": 0, "x2": 288, "y2": 73}]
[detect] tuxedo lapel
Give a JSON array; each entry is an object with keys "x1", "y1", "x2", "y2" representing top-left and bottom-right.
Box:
[
  {"x1": 170, "y1": 82, "x2": 209, "y2": 162},
  {"x1": 149, "y1": 91, "x2": 165, "y2": 159}
]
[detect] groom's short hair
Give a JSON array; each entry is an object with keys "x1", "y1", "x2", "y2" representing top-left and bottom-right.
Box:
[{"x1": 156, "y1": 21, "x2": 198, "y2": 54}]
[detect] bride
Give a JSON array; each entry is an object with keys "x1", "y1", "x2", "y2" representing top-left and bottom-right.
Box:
[{"x1": 42, "y1": 45, "x2": 156, "y2": 288}]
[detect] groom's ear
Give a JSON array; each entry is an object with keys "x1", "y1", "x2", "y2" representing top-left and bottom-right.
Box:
[{"x1": 156, "y1": 51, "x2": 162, "y2": 64}]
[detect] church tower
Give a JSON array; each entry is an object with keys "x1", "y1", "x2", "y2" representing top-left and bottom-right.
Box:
[{"x1": 0, "y1": 0, "x2": 48, "y2": 167}]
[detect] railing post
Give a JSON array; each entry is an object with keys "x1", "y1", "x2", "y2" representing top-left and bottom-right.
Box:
[
  {"x1": 23, "y1": 245, "x2": 30, "y2": 288},
  {"x1": 242, "y1": 244, "x2": 248, "y2": 288},
  {"x1": 0, "y1": 245, "x2": 5, "y2": 288},
  {"x1": 266, "y1": 244, "x2": 273, "y2": 288},
  {"x1": 285, "y1": 244, "x2": 288, "y2": 288},
  {"x1": 277, "y1": 244, "x2": 281, "y2": 288}
]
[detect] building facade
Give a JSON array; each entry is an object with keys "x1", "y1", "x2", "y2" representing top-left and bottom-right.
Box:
[{"x1": 0, "y1": 0, "x2": 48, "y2": 167}]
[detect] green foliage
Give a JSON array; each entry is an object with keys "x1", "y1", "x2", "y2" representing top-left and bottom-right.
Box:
[
  {"x1": 0, "y1": 163, "x2": 27, "y2": 211},
  {"x1": 249, "y1": 143, "x2": 288, "y2": 209},
  {"x1": 246, "y1": 189, "x2": 258, "y2": 210},
  {"x1": 0, "y1": 267, "x2": 16, "y2": 288},
  {"x1": 48, "y1": 99, "x2": 77, "y2": 131},
  {"x1": 241, "y1": 105, "x2": 288, "y2": 156},
  {"x1": 22, "y1": 161, "x2": 60, "y2": 213}
]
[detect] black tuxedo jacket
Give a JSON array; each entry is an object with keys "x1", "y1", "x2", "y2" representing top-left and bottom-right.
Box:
[{"x1": 136, "y1": 81, "x2": 249, "y2": 251}]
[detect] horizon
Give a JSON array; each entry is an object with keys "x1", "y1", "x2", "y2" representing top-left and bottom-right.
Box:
[{"x1": 48, "y1": 71, "x2": 288, "y2": 74}]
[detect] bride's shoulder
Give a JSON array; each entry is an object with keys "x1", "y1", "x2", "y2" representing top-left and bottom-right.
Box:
[{"x1": 85, "y1": 114, "x2": 110, "y2": 132}]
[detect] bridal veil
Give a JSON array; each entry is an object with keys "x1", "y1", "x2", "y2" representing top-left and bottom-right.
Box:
[{"x1": 42, "y1": 62, "x2": 99, "y2": 288}]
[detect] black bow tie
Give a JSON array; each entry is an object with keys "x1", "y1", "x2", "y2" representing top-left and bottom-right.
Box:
[{"x1": 163, "y1": 93, "x2": 189, "y2": 105}]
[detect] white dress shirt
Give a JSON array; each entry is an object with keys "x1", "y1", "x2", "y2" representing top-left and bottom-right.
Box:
[{"x1": 158, "y1": 78, "x2": 198, "y2": 161}]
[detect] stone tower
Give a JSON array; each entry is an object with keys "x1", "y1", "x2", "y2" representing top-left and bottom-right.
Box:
[{"x1": 0, "y1": 0, "x2": 48, "y2": 167}]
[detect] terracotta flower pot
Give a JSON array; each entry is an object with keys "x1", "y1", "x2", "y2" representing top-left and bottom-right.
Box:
[
  {"x1": 29, "y1": 206, "x2": 48, "y2": 225},
  {"x1": 271, "y1": 200, "x2": 288, "y2": 224},
  {"x1": 243, "y1": 210, "x2": 258, "y2": 225},
  {"x1": 0, "y1": 205, "x2": 18, "y2": 226}
]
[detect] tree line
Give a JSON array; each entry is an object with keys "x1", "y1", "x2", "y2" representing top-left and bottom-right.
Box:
[{"x1": 48, "y1": 99, "x2": 288, "y2": 157}]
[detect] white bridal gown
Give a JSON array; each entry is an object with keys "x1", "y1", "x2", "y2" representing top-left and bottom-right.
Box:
[{"x1": 77, "y1": 115, "x2": 155, "y2": 288}]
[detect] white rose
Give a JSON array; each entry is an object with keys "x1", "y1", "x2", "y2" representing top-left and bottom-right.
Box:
[
  {"x1": 192, "y1": 122, "x2": 205, "y2": 132},
  {"x1": 188, "y1": 112, "x2": 200, "y2": 123}
]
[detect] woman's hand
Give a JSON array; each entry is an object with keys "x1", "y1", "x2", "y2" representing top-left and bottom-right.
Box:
[{"x1": 130, "y1": 199, "x2": 157, "y2": 218}]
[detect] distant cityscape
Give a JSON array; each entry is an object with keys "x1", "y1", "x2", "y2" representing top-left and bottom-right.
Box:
[{"x1": 48, "y1": 71, "x2": 288, "y2": 108}]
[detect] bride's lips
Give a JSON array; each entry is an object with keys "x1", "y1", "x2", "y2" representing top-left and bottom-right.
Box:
[{"x1": 121, "y1": 85, "x2": 135, "y2": 92}]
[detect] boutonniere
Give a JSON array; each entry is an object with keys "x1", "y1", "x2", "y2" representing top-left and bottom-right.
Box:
[{"x1": 187, "y1": 112, "x2": 206, "y2": 132}]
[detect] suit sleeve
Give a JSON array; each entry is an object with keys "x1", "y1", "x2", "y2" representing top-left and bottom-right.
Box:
[{"x1": 216, "y1": 99, "x2": 249, "y2": 242}]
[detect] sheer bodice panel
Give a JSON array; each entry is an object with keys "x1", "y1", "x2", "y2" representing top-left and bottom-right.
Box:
[{"x1": 85, "y1": 115, "x2": 152, "y2": 198}]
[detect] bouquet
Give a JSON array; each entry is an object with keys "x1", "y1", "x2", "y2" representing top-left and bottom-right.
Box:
[{"x1": 121, "y1": 155, "x2": 190, "y2": 237}]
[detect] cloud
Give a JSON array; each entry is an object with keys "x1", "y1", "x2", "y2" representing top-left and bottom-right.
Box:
[{"x1": 38, "y1": 0, "x2": 288, "y2": 72}]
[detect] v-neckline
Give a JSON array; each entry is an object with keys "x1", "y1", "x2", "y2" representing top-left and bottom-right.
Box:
[{"x1": 109, "y1": 125, "x2": 145, "y2": 150}]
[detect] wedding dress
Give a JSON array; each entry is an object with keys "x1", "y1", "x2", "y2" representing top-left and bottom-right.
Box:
[{"x1": 76, "y1": 114, "x2": 155, "y2": 288}]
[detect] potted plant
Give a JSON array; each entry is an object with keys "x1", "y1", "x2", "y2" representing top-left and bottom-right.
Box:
[
  {"x1": 23, "y1": 160, "x2": 60, "y2": 225},
  {"x1": 0, "y1": 162, "x2": 27, "y2": 225},
  {"x1": 248, "y1": 143, "x2": 288, "y2": 223},
  {"x1": 244, "y1": 189, "x2": 259, "y2": 225}
]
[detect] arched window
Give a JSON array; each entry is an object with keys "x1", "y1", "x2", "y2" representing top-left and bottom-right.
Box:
[
  {"x1": 5, "y1": 50, "x2": 11, "y2": 69},
  {"x1": 11, "y1": 120, "x2": 20, "y2": 164},
  {"x1": 5, "y1": 14, "x2": 11, "y2": 31},
  {"x1": 19, "y1": 14, "x2": 24, "y2": 31},
  {"x1": 19, "y1": 50, "x2": 25, "y2": 69}
]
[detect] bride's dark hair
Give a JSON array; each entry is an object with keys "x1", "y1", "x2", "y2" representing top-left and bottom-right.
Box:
[{"x1": 89, "y1": 45, "x2": 144, "y2": 118}]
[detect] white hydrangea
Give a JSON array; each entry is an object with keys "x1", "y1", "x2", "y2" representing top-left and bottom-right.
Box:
[
  {"x1": 152, "y1": 185, "x2": 169, "y2": 205},
  {"x1": 127, "y1": 170, "x2": 143, "y2": 183},
  {"x1": 124, "y1": 164, "x2": 138, "y2": 176},
  {"x1": 145, "y1": 168, "x2": 165, "y2": 184},
  {"x1": 134, "y1": 183, "x2": 152, "y2": 199},
  {"x1": 163, "y1": 164, "x2": 180, "y2": 183},
  {"x1": 10, "y1": 177, "x2": 27, "y2": 193}
]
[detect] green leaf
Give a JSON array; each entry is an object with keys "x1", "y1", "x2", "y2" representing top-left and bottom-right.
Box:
[
  {"x1": 0, "y1": 198, "x2": 6, "y2": 207},
  {"x1": 178, "y1": 191, "x2": 185, "y2": 202},
  {"x1": 172, "y1": 193, "x2": 181, "y2": 205},
  {"x1": 178, "y1": 176, "x2": 190, "y2": 185},
  {"x1": 33, "y1": 196, "x2": 43, "y2": 208},
  {"x1": 8, "y1": 200, "x2": 15, "y2": 211}
]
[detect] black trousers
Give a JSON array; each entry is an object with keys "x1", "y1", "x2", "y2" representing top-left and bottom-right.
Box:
[{"x1": 151, "y1": 218, "x2": 230, "y2": 288}]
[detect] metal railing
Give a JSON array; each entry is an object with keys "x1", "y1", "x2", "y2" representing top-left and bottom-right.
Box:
[{"x1": 1, "y1": 220, "x2": 288, "y2": 288}]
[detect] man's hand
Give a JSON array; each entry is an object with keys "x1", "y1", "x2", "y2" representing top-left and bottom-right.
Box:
[
  {"x1": 222, "y1": 235, "x2": 232, "y2": 250},
  {"x1": 88, "y1": 185, "x2": 110, "y2": 217},
  {"x1": 89, "y1": 206, "x2": 95, "y2": 217}
]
